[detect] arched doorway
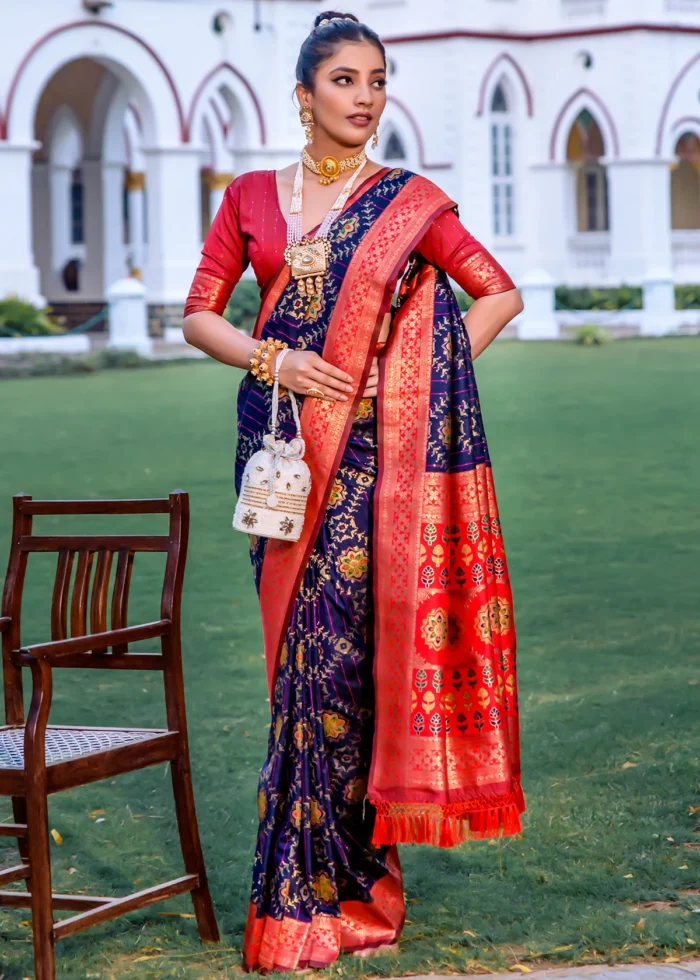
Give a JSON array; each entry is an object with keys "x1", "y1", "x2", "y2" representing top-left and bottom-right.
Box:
[
  {"x1": 31, "y1": 56, "x2": 152, "y2": 317},
  {"x1": 566, "y1": 109, "x2": 609, "y2": 232},
  {"x1": 671, "y1": 131, "x2": 700, "y2": 229}
]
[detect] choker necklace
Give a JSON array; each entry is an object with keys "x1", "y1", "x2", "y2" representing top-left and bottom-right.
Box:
[
  {"x1": 285, "y1": 154, "x2": 368, "y2": 305},
  {"x1": 302, "y1": 146, "x2": 367, "y2": 185}
]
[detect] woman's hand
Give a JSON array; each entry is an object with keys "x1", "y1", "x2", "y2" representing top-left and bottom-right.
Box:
[{"x1": 275, "y1": 349, "x2": 355, "y2": 401}]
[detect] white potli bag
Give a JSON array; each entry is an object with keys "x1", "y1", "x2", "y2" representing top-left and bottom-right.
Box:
[{"x1": 233, "y1": 347, "x2": 311, "y2": 542}]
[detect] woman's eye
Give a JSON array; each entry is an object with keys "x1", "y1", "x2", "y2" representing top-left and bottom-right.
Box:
[
  {"x1": 373, "y1": 79, "x2": 387, "y2": 89},
  {"x1": 333, "y1": 76, "x2": 352, "y2": 85}
]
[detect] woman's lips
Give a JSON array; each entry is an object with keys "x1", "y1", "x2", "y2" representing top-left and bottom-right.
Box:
[{"x1": 347, "y1": 114, "x2": 372, "y2": 127}]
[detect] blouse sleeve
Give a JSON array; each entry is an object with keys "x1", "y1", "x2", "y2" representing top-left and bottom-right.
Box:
[
  {"x1": 183, "y1": 177, "x2": 249, "y2": 317},
  {"x1": 415, "y1": 207, "x2": 516, "y2": 299}
]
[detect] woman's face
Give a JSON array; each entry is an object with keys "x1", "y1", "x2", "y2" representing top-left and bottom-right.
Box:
[{"x1": 298, "y1": 41, "x2": 387, "y2": 151}]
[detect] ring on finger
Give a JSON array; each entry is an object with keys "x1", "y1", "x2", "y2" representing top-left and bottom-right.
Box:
[{"x1": 306, "y1": 386, "x2": 325, "y2": 398}]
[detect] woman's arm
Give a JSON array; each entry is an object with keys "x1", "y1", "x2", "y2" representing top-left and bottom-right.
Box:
[
  {"x1": 183, "y1": 179, "x2": 355, "y2": 401},
  {"x1": 416, "y1": 208, "x2": 523, "y2": 359}
]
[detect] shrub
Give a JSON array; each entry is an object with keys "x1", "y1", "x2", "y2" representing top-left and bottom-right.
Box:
[
  {"x1": 223, "y1": 280, "x2": 260, "y2": 334},
  {"x1": 573, "y1": 324, "x2": 612, "y2": 346},
  {"x1": 555, "y1": 286, "x2": 642, "y2": 311},
  {"x1": 0, "y1": 296, "x2": 64, "y2": 337},
  {"x1": 675, "y1": 285, "x2": 700, "y2": 310}
]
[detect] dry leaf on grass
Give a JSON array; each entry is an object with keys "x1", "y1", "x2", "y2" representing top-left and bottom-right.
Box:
[
  {"x1": 50, "y1": 828, "x2": 63, "y2": 844},
  {"x1": 621, "y1": 762, "x2": 638, "y2": 769},
  {"x1": 508, "y1": 965, "x2": 531, "y2": 973}
]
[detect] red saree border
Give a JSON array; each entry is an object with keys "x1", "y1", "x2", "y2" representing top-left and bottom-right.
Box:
[
  {"x1": 257, "y1": 176, "x2": 456, "y2": 702},
  {"x1": 369, "y1": 261, "x2": 526, "y2": 847},
  {"x1": 242, "y1": 846, "x2": 405, "y2": 972}
]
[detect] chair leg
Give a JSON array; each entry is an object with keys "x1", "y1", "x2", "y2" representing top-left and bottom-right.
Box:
[
  {"x1": 11, "y1": 795, "x2": 29, "y2": 862},
  {"x1": 26, "y1": 790, "x2": 56, "y2": 980},
  {"x1": 170, "y1": 755, "x2": 220, "y2": 943}
]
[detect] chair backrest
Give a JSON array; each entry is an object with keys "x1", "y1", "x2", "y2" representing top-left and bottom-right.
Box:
[{"x1": 1, "y1": 492, "x2": 189, "y2": 724}]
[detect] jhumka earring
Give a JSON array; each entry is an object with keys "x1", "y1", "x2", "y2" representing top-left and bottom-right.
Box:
[
  {"x1": 372, "y1": 125, "x2": 379, "y2": 150},
  {"x1": 299, "y1": 105, "x2": 314, "y2": 144}
]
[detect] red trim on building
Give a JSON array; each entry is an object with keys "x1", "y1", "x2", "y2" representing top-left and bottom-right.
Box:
[
  {"x1": 186, "y1": 62, "x2": 266, "y2": 145},
  {"x1": 0, "y1": 19, "x2": 186, "y2": 141},
  {"x1": 656, "y1": 53, "x2": 700, "y2": 155},
  {"x1": 476, "y1": 52, "x2": 534, "y2": 117},
  {"x1": 209, "y1": 96, "x2": 229, "y2": 139},
  {"x1": 382, "y1": 23, "x2": 700, "y2": 45},
  {"x1": 549, "y1": 86, "x2": 620, "y2": 160}
]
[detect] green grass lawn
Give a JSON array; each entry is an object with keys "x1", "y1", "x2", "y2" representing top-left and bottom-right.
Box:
[{"x1": 0, "y1": 338, "x2": 698, "y2": 980}]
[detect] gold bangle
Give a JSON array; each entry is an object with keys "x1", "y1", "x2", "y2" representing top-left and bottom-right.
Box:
[{"x1": 249, "y1": 337, "x2": 288, "y2": 385}]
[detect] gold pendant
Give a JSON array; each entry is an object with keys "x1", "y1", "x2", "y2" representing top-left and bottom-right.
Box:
[
  {"x1": 284, "y1": 237, "x2": 332, "y2": 301},
  {"x1": 319, "y1": 156, "x2": 341, "y2": 184}
]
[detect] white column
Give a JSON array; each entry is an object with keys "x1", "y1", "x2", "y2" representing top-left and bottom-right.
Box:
[
  {"x1": 143, "y1": 145, "x2": 202, "y2": 305},
  {"x1": 517, "y1": 269, "x2": 559, "y2": 340},
  {"x1": 81, "y1": 158, "x2": 104, "y2": 301},
  {"x1": 103, "y1": 160, "x2": 126, "y2": 292},
  {"x1": 49, "y1": 162, "x2": 73, "y2": 289},
  {"x1": 107, "y1": 276, "x2": 152, "y2": 356},
  {"x1": 125, "y1": 171, "x2": 146, "y2": 276},
  {"x1": 524, "y1": 162, "x2": 576, "y2": 283},
  {"x1": 642, "y1": 269, "x2": 676, "y2": 336},
  {"x1": 606, "y1": 158, "x2": 673, "y2": 284},
  {"x1": 31, "y1": 161, "x2": 51, "y2": 300},
  {"x1": 207, "y1": 171, "x2": 235, "y2": 224},
  {"x1": 0, "y1": 142, "x2": 44, "y2": 305}
]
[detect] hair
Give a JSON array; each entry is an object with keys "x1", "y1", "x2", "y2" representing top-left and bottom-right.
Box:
[{"x1": 295, "y1": 10, "x2": 386, "y2": 90}]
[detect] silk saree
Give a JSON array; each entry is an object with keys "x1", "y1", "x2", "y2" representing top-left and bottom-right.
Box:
[{"x1": 187, "y1": 166, "x2": 525, "y2": 972}]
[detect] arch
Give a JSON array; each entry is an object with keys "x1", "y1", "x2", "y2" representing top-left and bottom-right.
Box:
[
  {"x1": 669, "y1": 115, "x2": 700, "y2": 152},
  {"x1": 477, "y1": 52, "x2": 534, "y2": 117},
  {"x1": 1, "y1": 20, "x2": 185, "y2": 143},
  {"x1": 655, "y1": 52, "x2": 700, "y2": 156},
  {"x1": 566, "y1": 110, "x2": 609, "y2": 232},
  {"x1": 490, "y1": 81, "x2": 509, "y2": 114},
  {"x1": 384, "y1": 129, "x2": 407, "y2": 161},
  {"x1": 186, "y1": 62, "x2": 266, "y2": 145},
  {"x1": 549, "y1": 87, "x2": 619, "y2": 161},
  {"x1": 384, "y1": 94, "x2": 451, "y2": 170}
]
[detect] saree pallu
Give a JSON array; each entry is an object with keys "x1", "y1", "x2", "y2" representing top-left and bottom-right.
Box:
[{"x1": 235, "y1": 168, "x2": 525, "y2": 971}]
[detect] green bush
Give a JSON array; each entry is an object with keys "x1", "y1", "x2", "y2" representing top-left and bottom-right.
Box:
[
  {"x1": 555, "y1": 285, "x2": 642, "y2": 311},
  {"x1": 223, "y1": 280, "x2": 260, "y2": 334},
  {"x1": 0, "y1": 296, "x2": 64, "y2": 337},
  {"x1": 675, "y1": 285, "x2": 700, "y2": 309},
  {"x1": 454, "y1": 290, "x2": 474, "y2": 312},
  {"x1": 573, "y1": 324, "x2": 612, "y2": 346}
]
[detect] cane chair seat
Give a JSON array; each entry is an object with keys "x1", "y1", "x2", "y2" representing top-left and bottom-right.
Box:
[{"x1": 0, "y1": 725, "x2": 166, "y2": 770}]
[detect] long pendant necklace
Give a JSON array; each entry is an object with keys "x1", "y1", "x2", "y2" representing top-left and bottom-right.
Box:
[{"x1": 284, "y1": 155, "x2": 368, "y2": 304}]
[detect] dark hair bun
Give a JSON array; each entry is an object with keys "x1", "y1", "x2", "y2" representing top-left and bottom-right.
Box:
[
  {"x1": 314, "y1": 10, "x2": 360, "y2": 28},
  {"x1": 298, "y1": 11, "x2": 385, "y2": 89}
]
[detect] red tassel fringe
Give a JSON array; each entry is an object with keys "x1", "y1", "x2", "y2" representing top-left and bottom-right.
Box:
[{"x1": 370, "y1": 783, "x2": 526, "y2": 848}]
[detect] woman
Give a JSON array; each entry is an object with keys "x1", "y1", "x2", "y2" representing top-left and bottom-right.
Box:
[{"x1": 183, "y1": 11, "x2": 526, "y2": 973}]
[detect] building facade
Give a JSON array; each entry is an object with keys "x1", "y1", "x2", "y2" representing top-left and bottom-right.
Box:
[{"x1": 1, "y1": 0, "x2": 700, "y2": 321}]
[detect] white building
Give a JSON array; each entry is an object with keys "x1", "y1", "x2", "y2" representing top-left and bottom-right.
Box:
[{"x1": 1, "y1": 0, "x2": 700, "y2": 330}]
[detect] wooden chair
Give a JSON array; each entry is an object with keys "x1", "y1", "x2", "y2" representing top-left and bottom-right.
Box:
[{"x1": 0, "y1": 491, "x2": 219, "y2": 980}]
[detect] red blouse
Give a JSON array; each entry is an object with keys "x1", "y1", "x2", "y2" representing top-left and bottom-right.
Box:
[{"x1": 184, "y1": 168, "x2": 515, "y2": 319}]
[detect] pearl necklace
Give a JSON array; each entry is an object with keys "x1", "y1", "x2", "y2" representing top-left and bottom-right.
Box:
[{"x1": 284, "y1": 155, "x2": 368, "y2": 302}]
